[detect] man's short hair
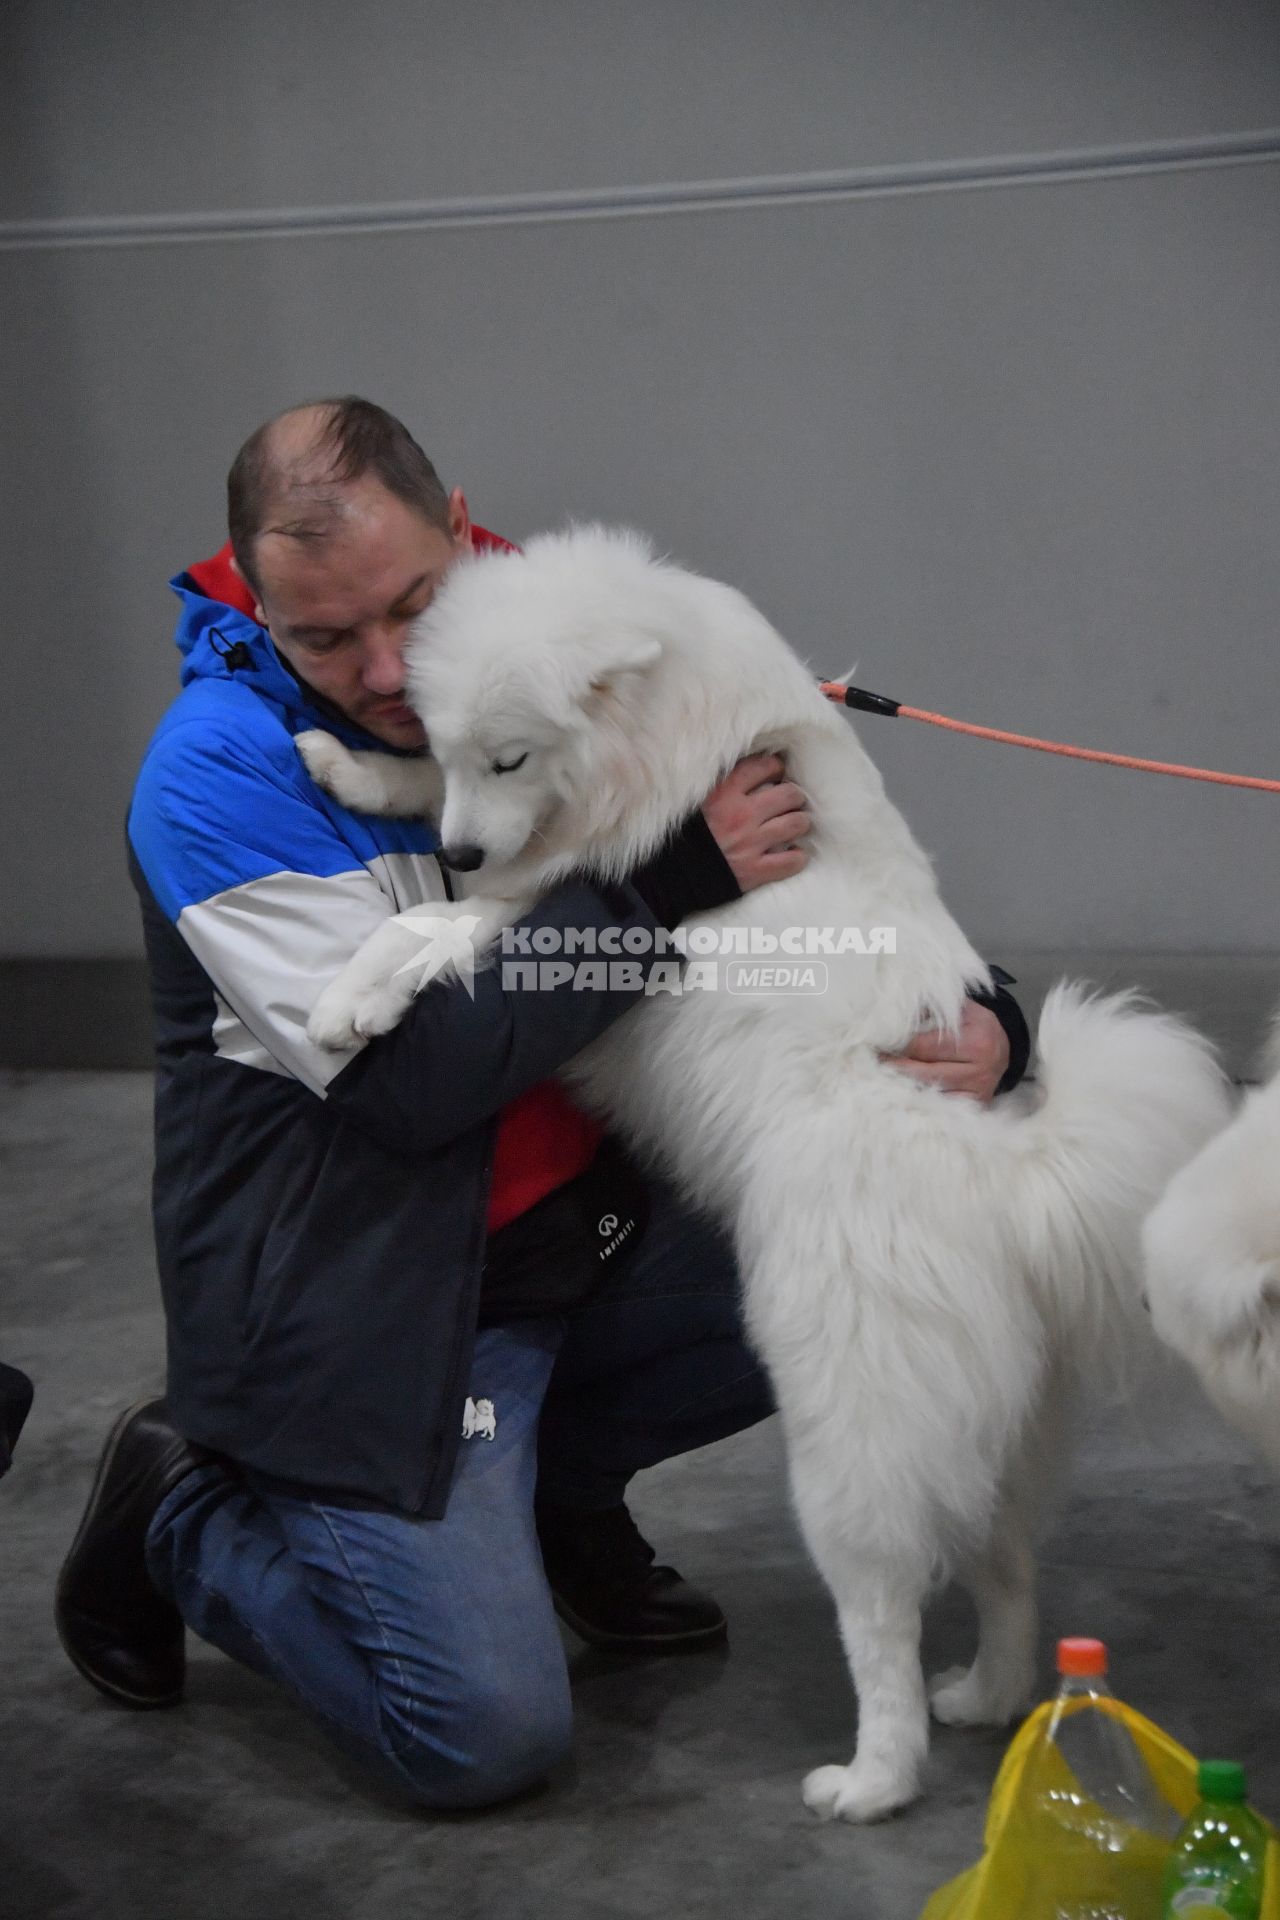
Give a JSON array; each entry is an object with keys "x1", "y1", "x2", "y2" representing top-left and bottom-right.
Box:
[{"x1": 227, "y1": 397, "x2": 452, "y2": 593}]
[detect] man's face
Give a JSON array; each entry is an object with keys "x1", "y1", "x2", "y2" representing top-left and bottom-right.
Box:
[{"x1": 252, "y1": 477, "x2": 471, "y2": 749}]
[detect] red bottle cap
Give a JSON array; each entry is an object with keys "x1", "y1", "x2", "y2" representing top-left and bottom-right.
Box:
[{"x1": 1057, "y1": 1637, "x2": 1108, "y2": 1678}]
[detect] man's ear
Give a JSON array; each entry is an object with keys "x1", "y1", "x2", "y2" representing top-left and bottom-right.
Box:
[
  {"x1": 228, "y1": 554, "x2": 268, "y2": 625},
  {"x1": 448, "y1": 487, "x2": 472, "y2": 551}
]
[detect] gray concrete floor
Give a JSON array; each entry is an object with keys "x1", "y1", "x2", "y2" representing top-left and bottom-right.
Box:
[{"x1": 2, "y1": 1065, "x2": 1278, "y2": 1920}]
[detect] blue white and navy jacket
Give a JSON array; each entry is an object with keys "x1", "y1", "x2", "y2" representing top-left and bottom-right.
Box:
[{"x1": 127, "y1": 564, "x2": 686, "y2": 1515}]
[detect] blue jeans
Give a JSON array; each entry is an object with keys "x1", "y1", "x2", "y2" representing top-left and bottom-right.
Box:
[{"x1": 146, "y1": 1182, "x2": 772, "y2": 1808}]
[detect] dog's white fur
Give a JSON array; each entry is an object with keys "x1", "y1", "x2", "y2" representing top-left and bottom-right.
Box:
[
  {"x1": 298, "y1": 527, "x2": 1230, "y2": 1820},
  {"x1": 1143, "y1": 1015, "x2": 1280, "y2": 1474}
]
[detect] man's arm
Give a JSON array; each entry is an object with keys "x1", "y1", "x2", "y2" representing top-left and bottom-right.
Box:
[
  {"x1": 128, "y1": 727, "x2": 805, "y2": 1160},
  {"x1": 332, "y1": 754, "x2": 812, "y2": 1157}
]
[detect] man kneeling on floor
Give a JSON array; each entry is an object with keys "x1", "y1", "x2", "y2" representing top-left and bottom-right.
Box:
[{"x1": 57, "y1": 398, "x2": 1028, "y2": 1808}]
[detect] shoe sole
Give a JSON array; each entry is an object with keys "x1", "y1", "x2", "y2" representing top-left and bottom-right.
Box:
[
  {"x1": 55, "y1": 1397, "x2": 184, "y2": 1710},
  {"x1": 550, "y1": 1590, "x2": 728, "y2": 1653}
]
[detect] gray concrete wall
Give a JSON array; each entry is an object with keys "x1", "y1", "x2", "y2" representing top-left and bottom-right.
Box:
[{"x1": 4, "y1": 2, "x2": 1279, "y2": 974}]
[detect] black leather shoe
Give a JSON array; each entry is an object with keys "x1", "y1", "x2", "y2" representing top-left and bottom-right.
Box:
[
  {"x1": 0, "y1": 1360, "x2": 34, "y2": 1478},
  {"x1": 56, "y1": 1398, "x2": 201, "y2": 1708},
  {"x1": 535, "y1": 1498, "x2": 728, "y2": 1652}
]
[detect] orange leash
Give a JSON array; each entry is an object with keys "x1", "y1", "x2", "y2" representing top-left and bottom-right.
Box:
[{"x1": 819, "y1": 682, "x2": 1280, "y2": 795}]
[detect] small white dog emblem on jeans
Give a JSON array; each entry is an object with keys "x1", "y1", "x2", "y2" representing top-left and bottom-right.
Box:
[{"x1": 460, "y1": 1396, "x2": 497, "y2": 1441}]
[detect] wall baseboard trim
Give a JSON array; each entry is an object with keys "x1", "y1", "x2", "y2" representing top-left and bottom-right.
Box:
[
  {"x1": 0, "y1": 960, "x2": 153, "y2": 1070},
  {"x1": 0, "y1": 953, "x2": 1274, "y2": 1076},
  {"x1": 3, "y1": 131, "x2": 1278, "y2": 253}
]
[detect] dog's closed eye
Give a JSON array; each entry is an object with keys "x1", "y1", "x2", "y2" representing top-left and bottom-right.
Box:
[{"x1": 491, "y1": 751, "x2": 529, "y2": 775}]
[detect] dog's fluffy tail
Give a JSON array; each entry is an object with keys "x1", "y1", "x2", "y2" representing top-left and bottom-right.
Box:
[{"x1": 1004, "y1": 984, "x2": 1232, "y2": 1375}]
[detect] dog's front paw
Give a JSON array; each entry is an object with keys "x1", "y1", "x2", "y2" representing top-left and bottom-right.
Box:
[
  {"x1": 356, "y1": 979, "x2": 420, "y2": 1037},
  {"x1": 306, "y1": 983, "x2": 366, "y2": 1052},
  {"x1": 307, "y1": 978, "x2": 412, "y2": 1050},
  {"x1": 801, "y1": 1759, "x2": 919, "y2": 1824},
  {"x1": 928, "y1": 1662, "x2": 1032, "y2": 1729},
  {"x1": 295, "y1": 729, "x2": 354, "y2": 798}
]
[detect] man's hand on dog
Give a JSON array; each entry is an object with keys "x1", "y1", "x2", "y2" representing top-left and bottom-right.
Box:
[
  {"x1": 702, "y1": 752, "x2": 811, "y2": 890},
  {"x1": 702, "y1": 754, "x2": 1009, "y2": 1105},
  {"x1": 884, "y1": 1001, "x2": 1011, "y2": 1105}
]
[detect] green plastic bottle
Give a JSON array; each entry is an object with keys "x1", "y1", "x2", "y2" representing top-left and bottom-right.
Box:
[{"x1": 1161, "y1": 1760, "x2": 1267, "y2": 1919}]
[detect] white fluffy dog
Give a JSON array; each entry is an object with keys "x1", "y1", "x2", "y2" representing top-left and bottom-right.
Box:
[
  {"x1": 298, "y1": 527, "x2": 1230, "y2": 1821},
  {"x1": 1144, "y1": 1018, "x2": 1280, "y2": 1474}
]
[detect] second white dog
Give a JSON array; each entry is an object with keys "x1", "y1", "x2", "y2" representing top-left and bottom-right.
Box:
[
  {"x1": 1144, "y1": 1018, "x2": 1280, "y2": 1475},
  {"x1": 298, "y1": 527, "x2": 1229, "y2": 1820}
]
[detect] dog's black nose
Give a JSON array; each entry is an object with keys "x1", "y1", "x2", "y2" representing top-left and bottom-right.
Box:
[{"x1": 442, "y1": 844, "x2": 485, "y2": 872}]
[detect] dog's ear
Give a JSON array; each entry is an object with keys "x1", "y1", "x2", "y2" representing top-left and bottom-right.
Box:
[
  {"x1": 587, "y1": 633, "x2": 656, "y2": 695},
  {"x1": 573, "y1": 629, "x2": 663, "y2": 704},
  {"x1": 541, "y1": 624, "x2": 664, "y2": 732}
]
